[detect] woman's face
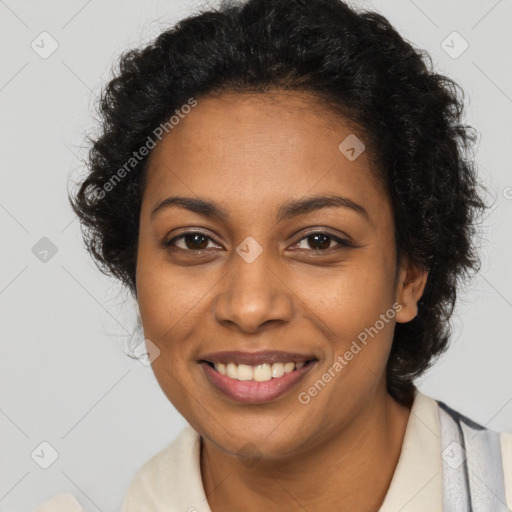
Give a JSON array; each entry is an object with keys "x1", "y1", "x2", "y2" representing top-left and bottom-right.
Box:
[{"x1": 136, "y1": 90, "x2": 423, "y2": 460}]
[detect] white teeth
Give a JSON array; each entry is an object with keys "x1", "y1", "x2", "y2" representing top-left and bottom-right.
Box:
[
  {"x1": 253, "y1": 364, "x2": 272, "y2": 382},
  {"x1": 212, "y1": 361, "x2": 308, "y2": 381},
  {"x1": 226, "y1": 362, "x2": 238, "y2": 379},
  {"x1": 271, "y1": 362, "x2": 285, "y2": 378},
  {"x1": 237, "y1": 364, "x2": 253, "y2": 381},
  {"x1": 284, "y1": 362, "x2": 295, "y2": 374}
]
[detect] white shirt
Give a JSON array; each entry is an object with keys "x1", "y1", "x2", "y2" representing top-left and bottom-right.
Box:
[{"x1": 35, "y1": 391, "x2": 512, "y2": 511}]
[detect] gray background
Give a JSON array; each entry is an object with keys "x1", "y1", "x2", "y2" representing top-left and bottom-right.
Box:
[{"x1": 0, "y1": 0, "x2": 511, "y2": 510}]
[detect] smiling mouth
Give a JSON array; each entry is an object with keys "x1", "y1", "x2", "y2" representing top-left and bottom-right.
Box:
[{"x1": 202, "y1": 359, "x2": 317, "y2": 382}]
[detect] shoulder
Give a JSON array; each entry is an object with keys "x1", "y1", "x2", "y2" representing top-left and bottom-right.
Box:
[
  {"x1": 500, "y1": 431, "x2": 512, "y2": 507},
  {"x1": 32, "y1": 425, "x2": 203, "y2": 512},
  {"x1": 420, "y1": 390, "x2": 512, "y2": 509},
  {"x1": 121, "y1": 423, "x2": 206, "y2": 512},
  {"x1": 500, "y1": 429, "x2": 512, "y2": 459},
  {"x1": 34, "y1": 492, "x2": 83, "y2": 511}
]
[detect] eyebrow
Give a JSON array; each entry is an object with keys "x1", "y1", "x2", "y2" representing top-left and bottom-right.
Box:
[{"x1": 151, "y1": 194, "x2": 369, "y2": 222}]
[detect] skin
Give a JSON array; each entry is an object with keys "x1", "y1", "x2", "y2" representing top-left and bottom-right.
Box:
[{"x1": 136, "y1": 89, "x2": 428, "y2": 511}]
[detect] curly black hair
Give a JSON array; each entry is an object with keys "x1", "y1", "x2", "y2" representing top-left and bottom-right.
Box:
[{"x1": 69, "y1": 0, "x2": 488, "y2": 406}]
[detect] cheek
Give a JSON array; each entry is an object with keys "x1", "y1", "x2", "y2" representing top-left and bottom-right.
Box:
[
  {"x1": 295, "y1": 256, "x2": 397, "y2": 389},
  {"x1": 295, "y1": 270, "x2": 397, "y2": 425},
  {"x1": 136, "y1": 258, "x2": 207, "y2": 412},
  {"x1": 136, "y1": 240, "x2": 208, "y2": 336},
  {"x1": 297, "y1": 255, "x2": 395, "y2": 334}
]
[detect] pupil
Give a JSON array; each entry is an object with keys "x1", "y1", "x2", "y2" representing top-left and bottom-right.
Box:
[
  {"x1": 186, "y1": 234, "x2": 208, "y2": 250},
  {"x1": 310, "y1": 234, "x2": 330, "y2": 250}
]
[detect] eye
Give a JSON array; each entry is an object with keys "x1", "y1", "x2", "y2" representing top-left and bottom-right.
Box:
[
  {"x1": 163, "y1": 230, "x2": 353, "y2": 253},
  {"x1": 290, "y1": 232, "x2": 353, "y2": 252},
  {"x1": 163, "y1": 231, "x2": 220, "y2": 251}
]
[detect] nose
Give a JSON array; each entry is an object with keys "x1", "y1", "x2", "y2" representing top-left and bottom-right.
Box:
[{"x1": 213, "y1": 248, "x2": 294, "y2": 334}]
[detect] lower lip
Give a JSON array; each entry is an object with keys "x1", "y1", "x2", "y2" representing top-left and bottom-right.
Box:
[{"x1": 199, "y1": 361, "x2": 316, "y2": 404}]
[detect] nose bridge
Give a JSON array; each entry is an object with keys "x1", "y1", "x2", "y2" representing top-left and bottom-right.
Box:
[{"x1": 213, "y1": 238, "x2": 294, "y2": 332}]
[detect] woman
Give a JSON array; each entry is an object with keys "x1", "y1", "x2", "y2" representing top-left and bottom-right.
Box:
[{"x1": 39, "y1": 0, "x2": 511, "y2": 510}]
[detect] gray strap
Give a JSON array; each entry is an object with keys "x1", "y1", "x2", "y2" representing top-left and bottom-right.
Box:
[
  {"x1": 438, "y1": 404, "x2": 471, "y2": 511},
  {"x1": 437, "y1": 400, "x2": 508, "y2": 512}
]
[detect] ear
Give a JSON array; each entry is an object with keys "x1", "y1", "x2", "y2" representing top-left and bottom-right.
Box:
[{"x1": 394, "y1": 256, "x2": 429, "y2": 323}]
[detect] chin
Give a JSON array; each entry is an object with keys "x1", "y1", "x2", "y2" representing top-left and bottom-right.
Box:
[{"x1": 202, "y1": 419, "x2": 310, "y2": 461}]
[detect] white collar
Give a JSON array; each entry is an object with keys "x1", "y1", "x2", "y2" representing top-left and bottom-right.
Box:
[
  {"x1": 378, "y1": 390, "x2": 442, "y2": 511},
  {"x1": 121, "y1": 390, "x2": 442, "y2": 512}
]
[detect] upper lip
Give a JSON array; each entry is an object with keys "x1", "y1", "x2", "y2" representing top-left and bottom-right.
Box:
[{"x1": 199, "y1": 350, "x2": 318, "y2": 366}]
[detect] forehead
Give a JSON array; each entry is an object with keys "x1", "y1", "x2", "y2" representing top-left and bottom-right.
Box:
[{"x1": 144, "y1": 90, "x2": 389, "y2": 223}]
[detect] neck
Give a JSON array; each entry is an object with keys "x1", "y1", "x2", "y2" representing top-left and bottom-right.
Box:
[{"x1": 201, "y1": 388, "x2": 413, "y2": 512}]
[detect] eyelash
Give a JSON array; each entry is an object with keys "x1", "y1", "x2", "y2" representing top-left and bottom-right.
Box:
[{"x1": 163, "y1": 230, "x2": 353, "y2": 253}]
